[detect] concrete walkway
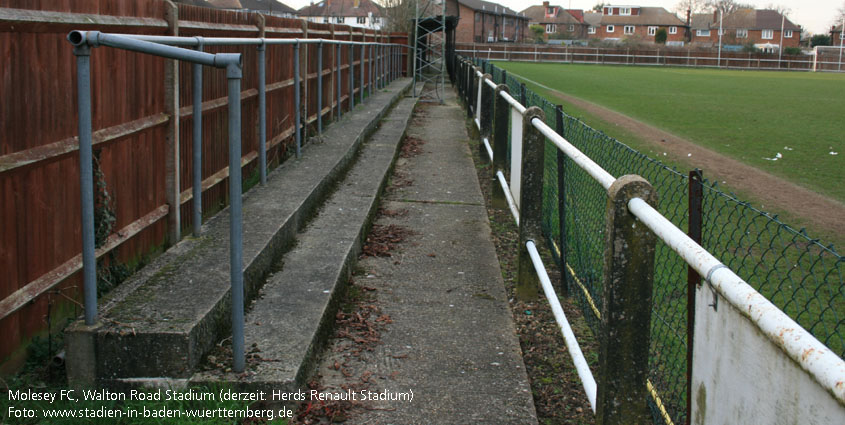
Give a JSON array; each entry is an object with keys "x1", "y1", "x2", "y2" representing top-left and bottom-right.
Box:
[{"x1": 315, "y1": 85, "x2": 538, "y2": 423}]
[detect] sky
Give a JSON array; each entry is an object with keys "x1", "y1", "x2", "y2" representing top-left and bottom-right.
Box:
[{"x1": 282, "y1": 0, "x2": 844, "y2": 35}]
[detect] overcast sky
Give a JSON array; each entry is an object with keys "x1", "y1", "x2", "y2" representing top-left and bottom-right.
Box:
[{"x1": 283, "y1": 0, "x2": 844, "y2": 35}]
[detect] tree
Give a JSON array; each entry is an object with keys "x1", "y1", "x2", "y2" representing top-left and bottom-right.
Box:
[
  {"x1": 592, "y1": 3, "x2": 606, "y2": 12},
  {"x1": 381, "y1": 0, "x2": 414, "y2": 34},
  {"x1": 707, "y1": 0, "x2": 753, "y2": 16},
  {"x1": 655, "y1": 27, "x2": 668, "y2": 44},
  {"x1": 811, "y1": 34, "x2": 832, "y2": 47},
  {"x1": 529, "y1": 25, "x2": 545, "y2": 44},
  {"x1": 672, "y1": 0, "x2": 709, "y2": 17}
]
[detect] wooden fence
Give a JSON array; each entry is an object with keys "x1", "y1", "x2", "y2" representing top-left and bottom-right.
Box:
[
  {"x1": 0, "y1": 0, "x2": 409, "y2": 370},
  {"x1": 457, "y1": 42, "x2": 844, "y2": 72}
]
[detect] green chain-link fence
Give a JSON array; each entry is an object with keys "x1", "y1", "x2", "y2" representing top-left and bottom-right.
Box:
[{"x1": 468, "y1": 57, "x2": 844, "y2": 425}]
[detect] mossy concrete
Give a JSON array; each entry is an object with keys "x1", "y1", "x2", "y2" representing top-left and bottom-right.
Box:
[{"x1": 65, "y1": 78, "x2": 414, "y2": 386}]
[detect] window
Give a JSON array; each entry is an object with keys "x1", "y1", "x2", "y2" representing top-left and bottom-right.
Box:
[
  {"x1": 784, "y1": 30, "x2": 793, "y2": 38},
  {"x1": 476, "y1": 13, "x2": 481, "y2": 21},
  {"x1": 357, "y1": 16, "x2": 366, "y2": 24},
  {"x1": 669, "y1": 26, "x2": 677, "y2": 34},
  {"x1": 624, "y1": 25, "x2": 635, "y2": 35},
  {"x1": 607, "y1": 25, "x2": 614, "y2": 33},
  {"x1": 736, "y1": 29, "x2": 747, "y2": 38},
  {"x1": 605, "y1": 7, "x2": 612, "y2": 16},
  {"x1": 841, "y1": 31, "x2": 845, "y2": 40},
  {"x1": 762, "y1": 29, "x2": 773, "y2": 39},
  {"x1": 323, "y1": 16, "x2": 329, "y2": 23},
  {"x1": 568, "y1": 24, "x2": 574, "y2": 32},
  {"x1": 336, "y1": 16, "x2": 344, "y2": 24},
  {"x1": 546, "y1": 7, "x2": 555, "y2": 15},
  {"x1": 620, "y1": 7, "x2": 631, "y2": 16},
  {"x1": 696, "y1": 29, "x2": 710, "y2": 37},
  {"x1": 648, "y1": 26, "x2": 657, "y2": 36},
  {"x1": 546, "y1": 24, "x2": 556, "y2": 34},
  {"x1": 588, "y1": 26, "x2": 596, "y2": 34}
]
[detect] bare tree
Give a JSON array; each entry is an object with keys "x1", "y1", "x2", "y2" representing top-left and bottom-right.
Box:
[
  {"x1": 672, "y1": 0, "x2": 709, "y2": 17},
  {"x1": 707, "y1": 0, "x2": 753, "y2": 16},
  {"x1": 765, "y1": 3, "x2": 790, "y2": 16},
  {"x1": 379, "y1": 0, "x2": 414, "y2": 33}
]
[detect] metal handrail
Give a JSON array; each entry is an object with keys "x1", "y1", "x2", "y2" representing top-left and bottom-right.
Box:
[
  {"x1": 68, "y1": 30, "x2": 407, "y2": 374},
  {"x1": 466, "y1": 56, "x2": 845, "y2": 408}
]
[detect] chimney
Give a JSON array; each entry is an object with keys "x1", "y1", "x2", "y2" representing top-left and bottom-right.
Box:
[
  {"x1": 686, "y1": 8, "x2": 690, "y2": 26},
  {"x1": 713, "y1": 10, "x2": 718, "y2": 23}
]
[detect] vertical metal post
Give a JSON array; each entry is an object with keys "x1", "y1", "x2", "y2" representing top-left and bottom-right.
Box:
[
  {"x1": 555, "y1": 105, "x2": 568, "y2": 296},
  {"x1": 687, "y1": 168, "x2": 703, "y2": 424},
  {"x1": 258, "y1": 41, "x2": 267, "y2": 184},
  {"x1": 501, "y1": 69, "x2": 507, "y2": 85},
  {"x1": 466, "y1": 65, "x2": 474, "y2": 118},
  {"x1": 596, "y1": 175, "x2": 657, "y2": 425},
  {"x1": 294, "y1": 41, "x2": 301, "y2": 158},
  {"x1": 360, "y1": 44, "x2": 365, "y2": 104},
  {"x1": 192, "y1": 41, "x2": 204, "y2": 236},
  {"x1": 369, "y1": 44, "x2": 374, "y2": 97},
  {"x1": 336, "y1": 43, "x2": 342, "y2": 119},
  {"x1": 317, "y1": 41, "x2": 323, "y2": 136},
  {"x1": 349, "y1": 43, "x2": 355, "y2": 109},
  {"x1": 227, "y1": 62, "x2": 245, "y2": 374},
  {"x1": 520, "y1": 82, "x2": 527, "y2": 107},
  {"x1": 492, "y1": 84, "x2": 509, "y2": 210},
  {"x1": 516, "y1": 107, "x2": 546, "y2": 301},
  {"x1": 74, "y1": 45, "x2": 97, "y2": 326}
]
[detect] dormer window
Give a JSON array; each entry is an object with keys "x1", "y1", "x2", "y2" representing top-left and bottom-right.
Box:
[
  {"x1": 620, "y1": 7, "x2": 631, "y2": 16},
  {"x1": 547, "y1": 7, "x2": 555, "y2": 16}
]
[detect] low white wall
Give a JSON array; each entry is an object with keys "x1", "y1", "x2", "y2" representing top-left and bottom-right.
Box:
[{"x1": 692, "y1": 284, "x2": 845, "y2": 424}]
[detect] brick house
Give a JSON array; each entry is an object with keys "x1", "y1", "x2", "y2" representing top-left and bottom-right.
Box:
[
  {"x1": 299, "y1": 0, "x2": 384, "y2": 30},
  {"x1": 520, "y1": 1, "x2": 588, "y2": 41},
  {"x1": 690, "y1": 9, "x2": 801, "y2": 52},
  {"x1": 830, "y1": 23, "x2": 844, "y2": 47},
  {"x1": 448, "y1": 0, "x2": 530, "y2": 44},
  {"x1": 593, "y1": 5, "x2": 688, "y2": 45}
]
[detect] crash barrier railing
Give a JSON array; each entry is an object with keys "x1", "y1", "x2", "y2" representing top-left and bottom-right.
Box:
[
  {"x1": 455, "y1": 46, "x2": 845, "y2": 72},
  {"x1": 456, "y1": 56, "x2": 845, "y2": 424},
  {"x1": 67, "y1": 30, "x2": 408, "y2": 373}
]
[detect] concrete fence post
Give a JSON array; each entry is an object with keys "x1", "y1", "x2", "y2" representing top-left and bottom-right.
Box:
[
  {"x1": 596, "y1": 174, "x2": 657, "y2": 425},
  {"x1": 479, "y1": 73, "x2": 493, "y2": 157},
  {"x1": 492, "y1": 83, "x2": 509, "y2": 209},
  {"x1": 467, "y1": 65, "x2": 476, "y2": 119},
  {"x1": 516, "y1": 107, "x2": 545, "y2": 301}
]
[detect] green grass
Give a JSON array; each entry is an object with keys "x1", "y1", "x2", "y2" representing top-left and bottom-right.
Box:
[{"x1": 495, "y1": 62, "x2": 845, "y2": 203}]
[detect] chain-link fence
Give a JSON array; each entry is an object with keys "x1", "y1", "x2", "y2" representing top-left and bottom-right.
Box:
[{"x1": 468, "y1": 57, "x2": 844, "y2": 425}]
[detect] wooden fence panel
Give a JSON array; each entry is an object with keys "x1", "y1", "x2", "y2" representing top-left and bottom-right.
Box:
[{"x1": 0, "y1": 0, "x2": 407, "y2": 369}]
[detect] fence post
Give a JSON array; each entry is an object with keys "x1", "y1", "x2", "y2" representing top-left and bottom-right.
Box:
[
  {"x1": 336, "y1": 42, "x2": 342, "y2": 119},
  {"x1": 480, "y1": 73, "x2": 494, "y2": 158},
  {"x1": 164, "y1": 1, "x2": 181, "y2": 244},
  {"x1": 492, "y1": 84, "x2": 509, "y2": 209},
  {"x1": 257, "y1": 39, "x2": 267, "y2": 184},
  {"x1": 555, "y1": 105, "x2": 568, "y2": 297},
  {"x1": 686, "y1": 168, "x2": 703, "y2": 423},
  {"x1": 317, "y1": 41, "x2": 323, "y2": 136},
  {"x1": 192, "y1": 39, "x2": 204, "y2": 237},
  {"x1": 467, "y1": 66, "x2": 476, "y2": 118},
  {"x1": 226, "y1": 60, "x2": 246, "y2": 374},
  {"x1": 294, "y1": 41, "x2": 302, "y2": 158},
  {"x1": 520, "y1": 82, "x2": 527, "y2": 107},
  {"x1": 596, "y1": 175, "x2": 657, "y2": 425},
  {"x1": 516, "y1": 107, "x2": 545, "y2": 301}
]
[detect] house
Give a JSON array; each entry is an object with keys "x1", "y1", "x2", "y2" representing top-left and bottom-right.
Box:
[
  {"x1": 448, "y1": 0, "x2": 530, "y2": 44},
  {"x1": 299, "y1": 0, "x2": 384, "y2": 30},
  {"x1": 177, "y1": 0, "x2": 298, "y2": 18},
  {"x1": 592, "y1": 5, "x2": 688, "y2": 45},
  {"x1": 691, "y1": 9, "x2": 801, "y2": 52},
  {"x1": 583, "y1": 12, "x2": 602, "y2": 37},
  {"x1": 520, "y1": 2, "x2": 588, "y2": 41},
  {"x1": 831, "y1": 24, "x2": 844, "y2": 47}
]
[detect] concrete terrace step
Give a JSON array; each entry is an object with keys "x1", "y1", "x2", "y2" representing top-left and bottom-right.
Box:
[
  {"x1": 192, "y1": 96, "x2": 418, "y2": 393},
  {"x1": 65, "y1": 78, "x2": 414, "y2": 386}
]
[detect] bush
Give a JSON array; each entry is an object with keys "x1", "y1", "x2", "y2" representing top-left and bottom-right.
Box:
[
  {"x1": 783, "y1": 47, "x2": 802, "y2": 55},
  {"x1": 811, "y1": 34, "x2": 831, "y2": 47},
  {"x1": 529, "y1": 24, "x2": 545, "y2": 43},
  {"x1": 655, "y1": 28, "x2": 668, "y2": 44}
]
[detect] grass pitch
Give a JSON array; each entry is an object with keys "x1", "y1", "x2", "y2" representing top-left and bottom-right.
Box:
[{"x1": 495, "y1": 62, "x2": 845, "y2": 203}]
